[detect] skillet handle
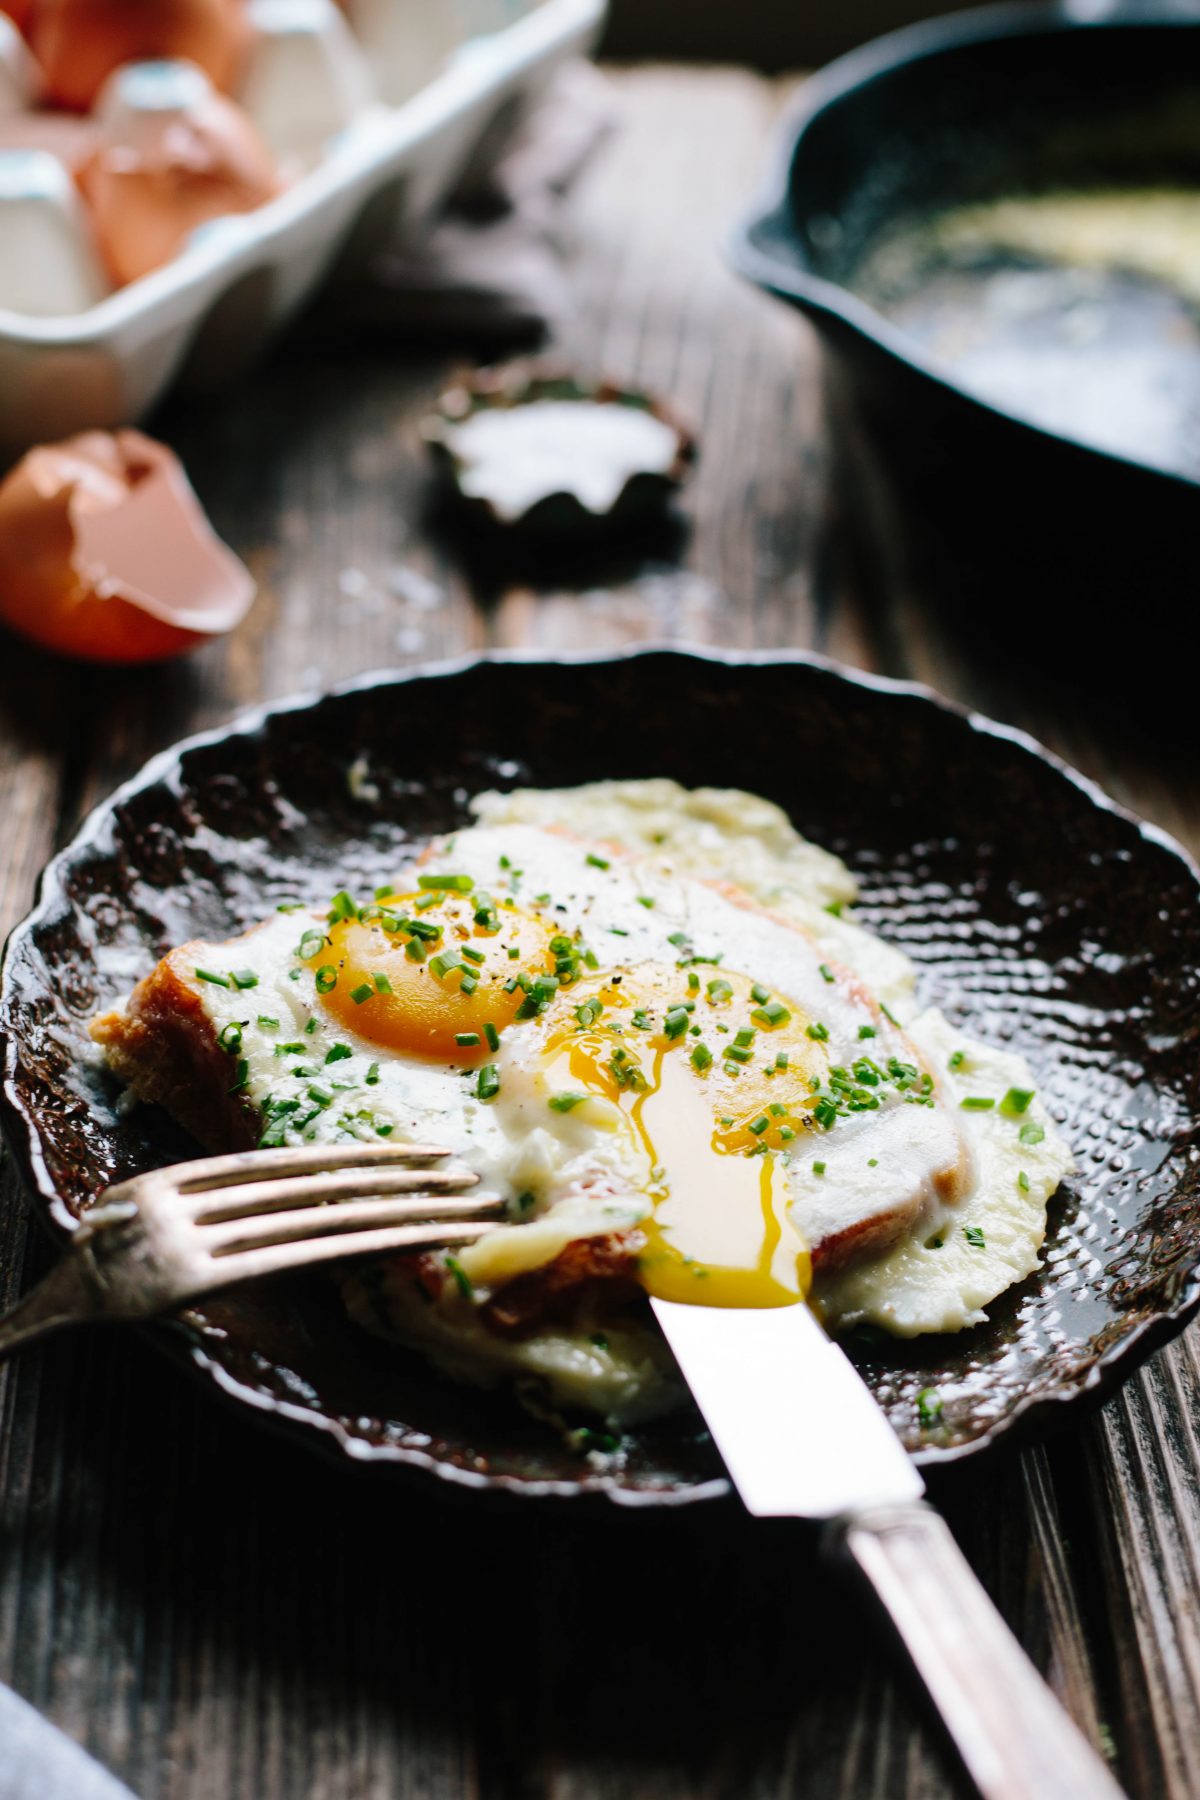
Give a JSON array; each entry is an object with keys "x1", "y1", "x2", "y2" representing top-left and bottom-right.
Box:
[{"x1": 831, "y1": 1500, "x2": 1125, "y2": 1800}]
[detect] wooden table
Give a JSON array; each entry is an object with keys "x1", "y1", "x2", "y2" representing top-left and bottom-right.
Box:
[{"x1": 2, "y1": 65, "x2": 1199, "y2": 1800}]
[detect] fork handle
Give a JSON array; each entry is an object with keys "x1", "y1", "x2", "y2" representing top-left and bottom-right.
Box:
[
  {"x1": 0, "y1": 1252, "x2": 96, "y2": 1363},
  {"x1": 833, "y1": 1501, "x2": 1125, "y2": 1800}
]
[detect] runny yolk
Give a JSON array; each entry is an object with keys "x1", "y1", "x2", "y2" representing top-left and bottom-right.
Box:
[
  {"x1": 315, "y1": 891, "x2": 557, "y2": 1062},
  {"x1": 538, "y1": 967, "x2": 825, "y2": 1308}
]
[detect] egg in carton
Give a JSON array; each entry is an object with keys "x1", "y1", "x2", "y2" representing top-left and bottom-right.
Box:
[{"x1": 0, "y1": 0, "x2": 479, "y2": 314}]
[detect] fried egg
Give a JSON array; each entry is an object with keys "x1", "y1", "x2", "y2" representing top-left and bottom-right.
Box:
[{"x1": 116, "y1": 782, "x2": 1069, "y2": 1425}]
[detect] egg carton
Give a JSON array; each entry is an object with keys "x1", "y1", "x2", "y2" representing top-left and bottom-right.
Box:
[{"x1": 0, "y1": 0, "x2": 607, "y2": 458}]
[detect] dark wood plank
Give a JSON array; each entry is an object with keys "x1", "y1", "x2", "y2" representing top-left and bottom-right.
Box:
[{"x1": 0, "y1": 62, "x2": 1192, "y2": 1800}]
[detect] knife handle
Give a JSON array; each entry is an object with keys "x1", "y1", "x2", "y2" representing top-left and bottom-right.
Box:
[{"x1": 833, "y1": 1500, "x2": 1126, "y2": 1800}]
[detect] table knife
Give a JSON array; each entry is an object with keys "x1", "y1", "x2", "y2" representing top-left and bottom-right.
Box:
[{"x1": 652, "y1": 1297, "x2": 1126, "y2": 1800}]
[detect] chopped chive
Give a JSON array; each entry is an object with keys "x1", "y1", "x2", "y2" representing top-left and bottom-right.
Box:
[
  {"x1": 725, "y1": 1045, "x2": 753, "y2": 1064},
  {"x1": 217, "y1": 1023, "x2": 243, "y2": 1053},
  {"x1": 706, "y1": 978, "x2": 733, "y2": 1004},
  {"x1": 227, "y1": 1058, "x2": 249, "y2": 1094},
  {"x1": 257, "y1": 1015, "x2": 279, "y2": 1030},
  {"x1": 476, "y1": 1064, "x2": 500, "y2": 1101},
  {"x1": 461, "y1": 945, "x2": 486, "y2": 965},
  {"x1": 819, "y1": 963, "x2": 835, "y2": 984},
  {"x1": 748, "y1": 1114, "x2": 769, "y2": 1136},
  {"x1": 690, "y1": 1042, "x2": 713, "y2": 1072},
  {"x1": 374, "y1": 884, "x2": 396, "y2": 900},
  {"x1": 455, "y1": 1032, "x2": 481, "y2": 1048},
  {"x1": 917, "y1": 1387, "x2": 943, "y2": 1427},
  {"x1": 779, "y1": 1125, "x2": 795, "y2": 1142},
  {"x1": 307, "y1": 1085, "x2": 333, "y2": 1107},
  {"x1": 445, "y1": 1254, "x2": 474, "y2": 1300},
  {"x1": 1018, "y1": 1170, "x2": 1031, "y2": 1193},
  {"x1": 813, "y1": 1160, "x2": 826, "y2": 1175},
  {"x1": 405, "y1": 938, "x2": 426, "y2": 962},
  {"x1": 752, "y1": 1000, "x2": 791, "y2": 1029},
  {"x1": 305, "y1": 1019, "x2": 318, "y2": 1034},
  {"x1": 194, "y1": 968, "x2": 231, "y2": 988},
  {"x1": 734, "y1": 1027, "x2": 757, "y2": 1048},
  {"x1": 296, "y1": 931, "x2": 327, "y2": 962},
  {"x1": 806, "y1": 1021, "x2": 829, "y2": 1042},
  {"x1": 664, "y1": 1008, "x2": 690, "y2": 1040},
  {"x1": 858, "y1": 1024, "x2": 876, "y2": 1040},
  {"x1": 350, "y1": 983, "x2": 374, "y2": 1005},
  {"x1": 1019, "y1": 1122, "x2": 1045, "y2": 1146},
  {"x1": 315, "y1": 966, "x2": 337, "y2": 994},
  {"x1": 327, "y1": 891, "x2": 358, "y2": 923},
  {"x1": 636, "y1": 895, "x2": 655, "y2": 909},
  {"x1": 750, "y1": 983, "x2": 770, "y2": 1005},
  {"x1": 948, "y1": 1049, "x2": 966, "y2": 1071},
  {"x1": 460, "y1": 974, "x2": 479, "y2": 997},
  {"x1": 484, "y1": 1022, "x2": 500, "y2": 1051},
  {"x1": 586, "y1": 853, "x2": 610, "y2": 870},
  {"x1": 365, "y1": 1062, "x2": 380, "y2": 1085},
  {"x1": 231, "y1": 970, "x2": 259, "y2": 990},
  {"x1": 418, "y1": 873, "x2": 474, "y2": 893},
  {"x1": 1000, "y1": 1086, "x2": 1035, "y2": 1116},
  {"x1": 429, "y1": 951, "x2": 463, "y2": 980},
  {"x1": 774, "y1": 1051, "x2": 789, "y2": 1071},
  {"x1": 549, "y1": 1092, "x2": 589, "y2": 1113},
  {"x1": 507, "y1": 945, "x2": 520, "y2": 959},
  {"x1": 964, "y1": 1225, "x2": 986, "y2": 1248},
  {"x1": 960, "y1": 1096, "x2": 995, "y2": 1111},
  {"x1": 371, "y1": 972, "x2": 392, "y2": 995},
  {"x1": 880, "y1": 1002, "x2": 901, "y2": 1027}
]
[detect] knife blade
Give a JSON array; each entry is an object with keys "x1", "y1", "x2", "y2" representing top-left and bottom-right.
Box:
[{"x1": 651, "y1": 1295, "x2": 923, "y2": 1516}]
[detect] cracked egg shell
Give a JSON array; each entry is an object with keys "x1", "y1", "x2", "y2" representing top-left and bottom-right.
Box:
[
  {"x1": 28, "y1": 0, "x2": 243, "y2": 112},
  {"x1": 0, "y1": 429, "x2": 255, "y2": 662},
  {"x1": 79, "y1": 61, "x2": 279, "y2": 285},
  {"x1": 423, "y1": 369, "x2": 697, "y2": 532}
]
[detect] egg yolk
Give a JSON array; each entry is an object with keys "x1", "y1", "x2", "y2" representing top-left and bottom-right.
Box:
[
  {"x1": 314, "y1": 888, "x2": 559, "y2": 1061},
  {"x1": 536, "y1": 965, "x2": 825, "y2": 1307}
]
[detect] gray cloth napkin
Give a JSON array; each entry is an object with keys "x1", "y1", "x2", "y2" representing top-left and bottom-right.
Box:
[
  {"x1": 0, "y1": 1684, "x2": 137, "y2": 1800},
  {"x1": 337, "y1": 60, "x2": 613, "y2": 340}
]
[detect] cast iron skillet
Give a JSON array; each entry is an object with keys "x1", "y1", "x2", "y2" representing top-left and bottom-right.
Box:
[
  {"x1": 3, "y1": 648, "x2": 1200, "y2": 1504},
  {"x1": 730, "y1": 1, "x2": 1200, "y2": 616}
]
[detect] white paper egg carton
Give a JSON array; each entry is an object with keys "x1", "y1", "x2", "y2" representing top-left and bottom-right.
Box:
[{"x1": 0, "y1": 0, "x2": 606, "y2": 457}]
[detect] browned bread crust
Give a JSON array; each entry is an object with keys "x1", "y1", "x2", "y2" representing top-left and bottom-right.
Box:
[{"x1": 89, "y1": 945, "x2": 258, "y2": 1154}]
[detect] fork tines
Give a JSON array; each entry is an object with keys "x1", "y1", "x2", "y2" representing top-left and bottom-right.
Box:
[{"x1": 168, "y1": 1142, "x2": 455, "y2": 1192}]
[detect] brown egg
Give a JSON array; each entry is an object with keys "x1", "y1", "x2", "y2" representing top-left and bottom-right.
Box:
[
  {"x1": 0, "y1": 2, "x2": 35, "y2": 38},
  {"x1": 0, "y1": 429, "x2": 255, "y2": 663},
  {"x1": 78, "y1": 65, "x2": 279, "y2": 285},
  {"x1": 28, "y1": 0, "x2": 243, "y2": 111}
]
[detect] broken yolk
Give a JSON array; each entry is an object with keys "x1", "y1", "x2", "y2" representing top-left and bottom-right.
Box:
[
  {"x1": 537, "y1": 966, "x2": 825, "y2": 1308},
  {"x1": 317, "y1": 891, "x2": 557, "y2": 1062}
]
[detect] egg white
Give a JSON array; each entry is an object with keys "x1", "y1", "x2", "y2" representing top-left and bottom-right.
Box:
[{"x1": 160, "y1": 783, "x2": 1072, "y2": 1427}]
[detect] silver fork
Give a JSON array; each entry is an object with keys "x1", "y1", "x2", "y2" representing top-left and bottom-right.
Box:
[{"x1": 0, "y1": 1142, "x2": 500, "y2": 1362}]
